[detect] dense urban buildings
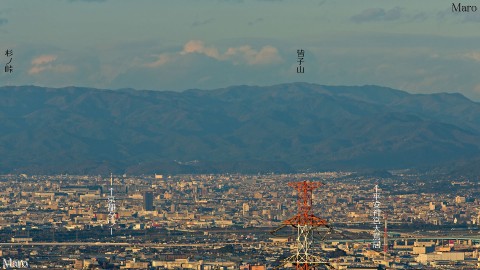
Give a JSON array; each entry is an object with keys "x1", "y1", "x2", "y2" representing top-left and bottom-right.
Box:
[{"x1": 0, "y1": 172, "x2": 479, "y2": 269}]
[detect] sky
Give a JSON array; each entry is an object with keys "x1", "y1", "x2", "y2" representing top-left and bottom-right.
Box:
[{"x1": 1, "y1": 0, "x2": 480, "y2": 100}]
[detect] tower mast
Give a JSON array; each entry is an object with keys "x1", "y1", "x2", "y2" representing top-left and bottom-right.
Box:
[
  {"x1": 272, "y1": 181, "x2": 332, "y2": 270},
  {"x1": 384, "y1": 213, "x2": 388, "y2": 261}
]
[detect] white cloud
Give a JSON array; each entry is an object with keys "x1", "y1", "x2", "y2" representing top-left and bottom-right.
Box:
[
  {"x1": 463, "y1": 52, "x2": 480, "y2": 62},
  {"x1": 180, "y1": 40, "x2": 282, "y2": 65},
  {"x1": 31, "y1": 55, "x2": 57, "y2": 65},
  {"x1": 181, "y1": 40, "x2": 221, "y2": 59},
  {"x1": 29, "y1": 66, "x2": 47, "y2": 75},
  {"x1": 29, "y1": 54, "x2": 75, "y2": 75},
  {"x1": 252, "y1": 46, "x2": 279, "y2": 65}
]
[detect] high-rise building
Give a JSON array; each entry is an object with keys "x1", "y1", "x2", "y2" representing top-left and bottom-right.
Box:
[
  {"x1": 243, "y1": 203, "x2": 249, "y2": 215},
  {"x1": 143, "y1": 191, "x2": 154, "y2": 211}
]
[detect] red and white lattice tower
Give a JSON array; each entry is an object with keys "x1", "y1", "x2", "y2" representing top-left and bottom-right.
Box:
[{"x1": 280, "y1": 181, "x2": 330, "y2": 270}]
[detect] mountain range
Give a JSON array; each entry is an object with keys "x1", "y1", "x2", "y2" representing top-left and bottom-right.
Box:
[{"x1": 1, "y1": 83, "x2": 479, "y2": 175}]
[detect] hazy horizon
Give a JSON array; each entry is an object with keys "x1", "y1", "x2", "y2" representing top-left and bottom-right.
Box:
[{"x1": 1, "y1": 0, "x2": 480, "y2": 100}]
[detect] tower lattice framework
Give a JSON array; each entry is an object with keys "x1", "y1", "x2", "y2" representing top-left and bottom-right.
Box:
[{"x1": 272, "y1": 181, "x2": 333, "y2": 270}]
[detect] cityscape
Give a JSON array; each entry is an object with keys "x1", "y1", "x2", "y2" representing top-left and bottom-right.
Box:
[
  {"x1": 2, "y1": 0, "x2": 480, "y2": 269},
  {"x1": 0, "y1": 171, "x2": 478, "y2": 269}
]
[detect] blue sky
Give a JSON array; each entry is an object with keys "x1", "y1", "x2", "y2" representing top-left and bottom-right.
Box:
[{"x1": 1, "y1": 0, "x2": 480, "y2": 100}]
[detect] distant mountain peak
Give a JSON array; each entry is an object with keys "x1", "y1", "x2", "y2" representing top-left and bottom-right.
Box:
[{"x1": 0, "y1": 83, "x2": 479, "y2": 174}]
